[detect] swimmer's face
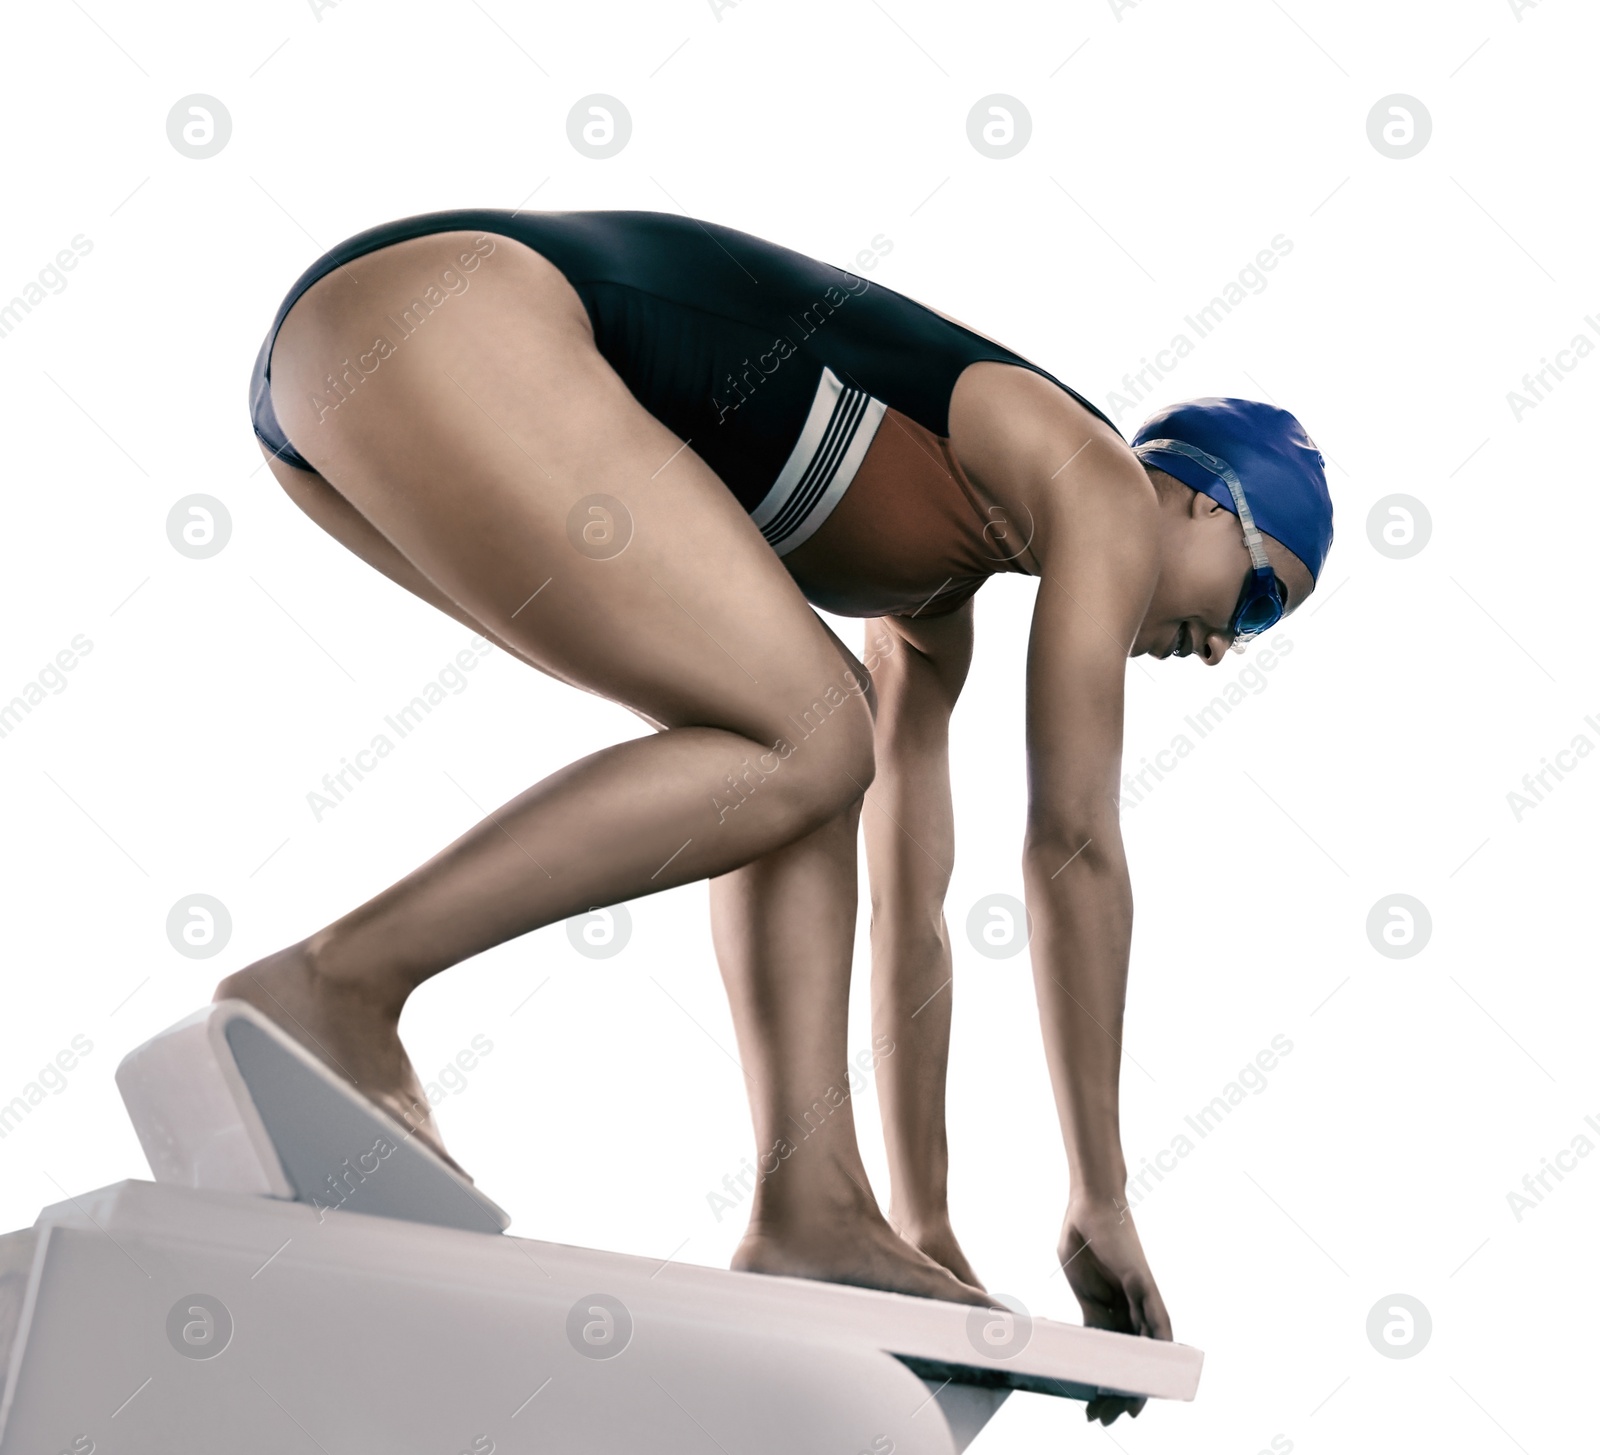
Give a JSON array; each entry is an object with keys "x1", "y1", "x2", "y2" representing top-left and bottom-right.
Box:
[{"x1": 1135, "y1": 469, "x2": 1315, "y2": 666}]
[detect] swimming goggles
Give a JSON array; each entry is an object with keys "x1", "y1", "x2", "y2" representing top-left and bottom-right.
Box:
[{"x1": 1135, "y1": 437, "x2": 1286, "y2": 653}]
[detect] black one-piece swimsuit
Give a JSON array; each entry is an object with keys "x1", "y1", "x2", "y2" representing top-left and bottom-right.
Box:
[{"x1": 249, "y1": 208, "x2": 1116, "y2": 568}]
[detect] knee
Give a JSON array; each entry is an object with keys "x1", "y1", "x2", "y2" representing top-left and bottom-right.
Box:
[
  {"x1": 828, "y1": 700, "x2": 877, "y2": 803},
  {"x1": 781, "y1": 694, "x2": 876, "y2": 831}
]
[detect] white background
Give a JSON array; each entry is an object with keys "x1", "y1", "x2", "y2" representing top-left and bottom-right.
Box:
[{"x1": 1, "y1": 1, "x2": 1595, "y2": 1452}]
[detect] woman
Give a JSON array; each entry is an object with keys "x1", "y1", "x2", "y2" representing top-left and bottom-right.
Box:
[{"x1": 220, "y1": 208, "x2": 1332, "y2": 1425}]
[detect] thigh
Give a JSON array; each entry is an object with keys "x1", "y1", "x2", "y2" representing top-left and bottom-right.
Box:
[
  {"x1": 264, "y1": 229, "x2": 871, "y2": 760},
  {"x1": 811, "y1": 613, "x2": 878, "y2": 723},
  {"x1": 262, "y1": 442, "x2": 484, "y2": 635},
  {"x1": 260, "y1": 442, "x2": 669, "y2": 728}
]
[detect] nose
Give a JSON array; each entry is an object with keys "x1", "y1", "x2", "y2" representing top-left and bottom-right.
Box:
[{"x1": 1197, "y1": 627, "x2": 1233, "y2": 666}]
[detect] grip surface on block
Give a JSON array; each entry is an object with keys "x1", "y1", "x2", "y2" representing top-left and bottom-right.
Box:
[{"x1": 115, "y1": 1000, "x2": 510, "y2": 1233}]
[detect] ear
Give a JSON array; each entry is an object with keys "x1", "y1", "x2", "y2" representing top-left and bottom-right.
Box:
[{"x1": 1189, "y1": 490, "x2": 1225, "y2": 520}]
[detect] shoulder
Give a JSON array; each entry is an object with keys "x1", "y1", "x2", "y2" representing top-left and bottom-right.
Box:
[
  {"x1": 957, "y1": 369, "x2": 1158, "y2": 576},
  {"x1": 951, "y1": 364, "x2": 1143, "y2": 516},
  {"x1": 1029, "y1": 443, "x2": 1161, "y2": 635}
]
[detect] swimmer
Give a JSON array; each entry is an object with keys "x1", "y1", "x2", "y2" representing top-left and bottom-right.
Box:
[{"x1": 213, "y1": 209, "x2": 1333, "y2": 1425}]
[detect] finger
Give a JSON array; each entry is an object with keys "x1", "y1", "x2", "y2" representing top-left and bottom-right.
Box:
[
  {"x1": 1086, "y1": 1393, "x2": 1134, "y2": 1425},
  {"x1": 1077, "y1": 1298, "x2": 1123, "y2": 1334},
  {"x1": 1124, "y1": 1283, "x2": 1152, "y2": 1338},
  {"x1": 1094, "y1": 1289, "x2": 1139, "y2": 1337},
  {"x1": 1134, "y1": 1280, "x2": 1175, "y2": 1342},
  {"x1": 1117, "y1": 1274, "x2": 1156, "y2": 1339},
  {"x1": 1075, "y1": 1279, "x2": 1136, "y2": 1334}
]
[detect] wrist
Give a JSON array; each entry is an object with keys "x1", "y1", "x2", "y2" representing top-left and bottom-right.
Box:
[{"x1": 1059, "y1": 1186, "x2": 1136, "y2": 1255}]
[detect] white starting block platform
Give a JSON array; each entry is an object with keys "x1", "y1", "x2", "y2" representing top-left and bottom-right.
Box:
[{"x1": 0, "y1": 1001, "x2": 1203, "y2": 1453}]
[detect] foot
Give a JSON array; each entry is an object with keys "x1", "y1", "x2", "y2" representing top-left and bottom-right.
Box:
[
  {"x1": 732, "y1": 1208, "x2": 994, "y2": 1307},
  {"x1": 892, "y1": 1215, "x2": 987, "y2": 1292},
  {"x1": 212, "y1": 944, "x2": 474, "y2": 1183}
]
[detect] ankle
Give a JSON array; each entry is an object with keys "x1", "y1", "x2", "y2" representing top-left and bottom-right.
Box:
[
  {"x1": 887, "y1": 1204, "x2": 953, "y2": 1244},
  {"x1": 216, "y1": 937, "x2": 408, "y2": 1020},
  {"x1": 747, "y1": 1156, "x2": 881, "y2": 1233},
  {"x1": 302, "y1": 929, "x2": 411, "y2": 1013}
]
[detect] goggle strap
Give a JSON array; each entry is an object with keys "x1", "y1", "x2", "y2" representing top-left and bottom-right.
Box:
[{"x1": 1134, "y1": 438, "x2": 1273, "y2": 574}]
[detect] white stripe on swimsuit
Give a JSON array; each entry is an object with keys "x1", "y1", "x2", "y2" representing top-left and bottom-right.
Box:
[{"x1": 751, "y1": 366, "x2": 886, "y2": 556}]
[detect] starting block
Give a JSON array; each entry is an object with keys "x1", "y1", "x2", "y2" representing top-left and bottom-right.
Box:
[{"x1": 0, "y1": 1000, "x2": 1202, "y2": 1452}]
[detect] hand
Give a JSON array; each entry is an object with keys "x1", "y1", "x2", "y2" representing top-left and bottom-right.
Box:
[{"x1": 1058, "y1": 1197, "x2": 1173, "y2": 1426}]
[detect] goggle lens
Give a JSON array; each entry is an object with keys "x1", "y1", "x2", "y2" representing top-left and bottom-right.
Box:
[{"x1": 1231, "y1": 570, "x2": 1285, "y2": 641}]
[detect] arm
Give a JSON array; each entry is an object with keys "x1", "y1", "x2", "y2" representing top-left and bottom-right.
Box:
[
  {"x1": 860, "y1": 601, "x2": 980, "y2": 1282},
  {"x1": 1022, "y1": 452, "x2": 1173, "y2": 1420},
  {"x1": 1021, "y1": 576, "x2": 1135, "y2": 1208}
]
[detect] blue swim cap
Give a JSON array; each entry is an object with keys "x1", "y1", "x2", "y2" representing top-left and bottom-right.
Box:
[{"x1": 1131, "y1": 398, "x2": 1333, "y2": 585}]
